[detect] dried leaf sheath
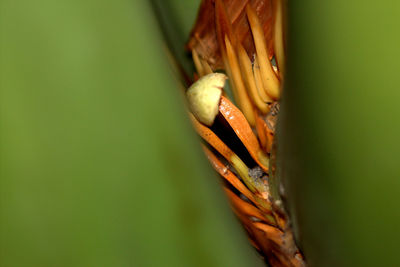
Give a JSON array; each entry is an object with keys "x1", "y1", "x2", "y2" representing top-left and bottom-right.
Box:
[
  {"x1": 188, "y1": 0, "x2": 275, "y2": 70},
  {"x1": 185, "y1": 1, "x2": 306, "y2": 266}
]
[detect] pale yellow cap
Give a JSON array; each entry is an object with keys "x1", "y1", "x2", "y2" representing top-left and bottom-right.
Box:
[{"x1": 186, "y1": 73, "x2": 227, "y2": 126}]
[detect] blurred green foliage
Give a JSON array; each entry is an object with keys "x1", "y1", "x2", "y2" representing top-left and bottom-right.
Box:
[
  {"x1": 3, "y1": 0, "x2": 398, "y2": 266},
  {"x1": 279, "y1": 1, "x2": 400, "y2": 266},
  {"x1": 150, "y1": 0, "x2": 201, "y2": 75},
  {"x1": 0, "y1": 0, "x2": 262, "y2": 266}
]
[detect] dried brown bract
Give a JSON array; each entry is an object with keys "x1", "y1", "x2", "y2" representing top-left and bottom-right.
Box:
[{"x1": 187, "y1": 0, "x2": 274, "y2": 70}]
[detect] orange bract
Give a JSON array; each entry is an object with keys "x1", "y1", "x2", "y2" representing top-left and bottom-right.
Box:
[
  {"x1": 188, "y1": 0, "x2": 274, "y2": 70},
  {"x1": 203, "y1": 145, "x2": 255, "y2": 203},
  {"x1": 189, "y1": 113, "x2": 234, "y2": 161},
  {"x1": 186, "y1": 1, "x2": 305, "y2": 266},
  {"x1": 203, "y1": 145, "x2": 273, "y2": 215},
  {"x1": 224, "y1": 187, "x2": 271, "y2": 223},
  {"x1": 219, "y1": 96, "x2": 269, "y2": 171},
  {"x1": 189, "y1": 113, "x2": 269, "y2": 198}
]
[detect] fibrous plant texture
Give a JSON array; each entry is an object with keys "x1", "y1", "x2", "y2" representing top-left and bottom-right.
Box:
[{"x1": 184, "y1": 0, "x2": 305, "y2": 266}]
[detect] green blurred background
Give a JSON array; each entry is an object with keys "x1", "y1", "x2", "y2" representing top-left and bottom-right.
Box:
[
  {"x1": 2, "y1": 0, "x2": 400, "y2": 266},
  {"x1": 0, "y1": 0, "x2": 262, "y2": 266},
  {"x1": 279, "y1": 1, "x2": 400, "y2": 266}
]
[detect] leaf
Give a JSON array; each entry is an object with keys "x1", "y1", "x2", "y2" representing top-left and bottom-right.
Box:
[
  {"x1": 278, "y1": 0, "x2": 400, "y2": 266},
  {"x1": 0, "y1": 0, "x2": 263, "y2": 266}
]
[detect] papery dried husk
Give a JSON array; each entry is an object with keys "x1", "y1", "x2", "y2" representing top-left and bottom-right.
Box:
[{"x1": 187, "y1": 0, "x2": 274, "y2": 70}]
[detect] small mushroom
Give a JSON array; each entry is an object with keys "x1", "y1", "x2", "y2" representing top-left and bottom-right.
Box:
[{"x1": 186, "y1": 73, "x2": 227, "y2": 126}]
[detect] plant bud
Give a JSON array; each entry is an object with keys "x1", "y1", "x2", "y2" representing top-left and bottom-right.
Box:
[{"x1": 186, "y1": 73, "x2": 227, "y2": 126}]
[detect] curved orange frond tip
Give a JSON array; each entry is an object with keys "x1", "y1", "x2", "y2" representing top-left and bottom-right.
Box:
[
  {"x1": 203, "y1": 145, "x2": 273, "y2": 214},
  {"x1": 202, "y1": 145, "x2": 255, "y2": 204},
  {"x1": 237, "y1": 43, "x2": 269, "y2": 114},
  {"x1": 232, "y1": 206, "x2": 275, "y2": 256},
  {"x1": 253, "y1": 55, "x2": 273, "y2": 103},
  {"x1": 189, "y1": 113, "x2": 234, "y2": 160},
  {"x1": 215, "y1": 0, "x2": 233, "y2": 76},
  {"x1": 252, "y1": 222, "x2": 284, "y2": 247},
  {"x1": 224, "y1": 187, "x2": 275, "y2": 225},
  {"x1": 192, "y1": 49, "x2": 205, "y2": 77},
  {"x1": 201, "y1": 58, "x2": 213, "y2": 75},
  {"x1": 189, "y1": 113, "x2": 268, "y2": 196},
  {"x1": 273, "y1": 0, "x2": 286, "y2": 79},
  {"x1": 225, "y1": 35, "x2": 256, "y2": 126},
  {"x1": 224, "y1": 187, "x2": 265, "y2": 221},
  {"x1": 219, "y1": 96, "x2": 270, "y2": 172},
  {"x1": 246, "y1": 3, "x2": 281, "y2": 100},
  {"x1": 215, "y1": 0, "x2": 235, "y2": 55}
]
